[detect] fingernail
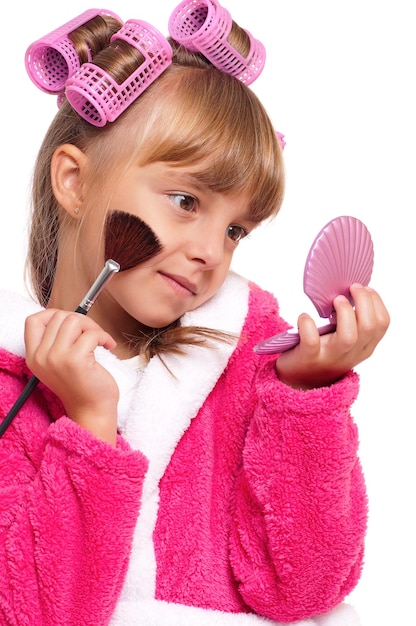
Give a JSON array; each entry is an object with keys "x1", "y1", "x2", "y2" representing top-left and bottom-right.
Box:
[{"x1": 334, "y1": 294, "x2": 349, "y2": 304}]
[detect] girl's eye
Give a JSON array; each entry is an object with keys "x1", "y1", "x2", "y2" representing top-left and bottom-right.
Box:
[
  {"x1": 170, "y1": 194, "x2": 197, "y2": 212},
  {"x1": 226, "y1": 224, "x2": 249, "y2": 243}
]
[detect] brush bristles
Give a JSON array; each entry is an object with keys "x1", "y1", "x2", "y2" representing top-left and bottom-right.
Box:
[{"x1": 104, "y1": 210, "x2": 163, "y2": 271}]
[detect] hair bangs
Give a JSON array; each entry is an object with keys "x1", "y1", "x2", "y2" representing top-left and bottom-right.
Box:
[{"x1": 116, "y1": 65, "x2": 284, "y2": 223}]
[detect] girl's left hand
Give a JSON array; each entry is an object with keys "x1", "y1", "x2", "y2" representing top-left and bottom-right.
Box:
[{"x1": 275, "y1": 284, "x2": 390, "y2": 390}]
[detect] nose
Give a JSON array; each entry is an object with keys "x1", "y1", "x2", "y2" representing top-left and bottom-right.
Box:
[{"x1": 186, "y1": 223, "x2": 226, "y2": 269}]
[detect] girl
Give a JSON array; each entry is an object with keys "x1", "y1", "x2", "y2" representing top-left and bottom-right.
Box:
[{"x1": 0, "y1": 2, "x2": 389, "y2": 625}]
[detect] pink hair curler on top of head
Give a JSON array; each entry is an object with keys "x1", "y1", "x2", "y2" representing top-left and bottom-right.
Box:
[
  {"x1": 64, "y1": 20, "x2": 173, "y2": 127},
  {"x1": 168, "y1": 0, "x2": 266, "y2": 84},
  {"x1": 25, "y1": 9, "x2": 122, "y2": 95}
]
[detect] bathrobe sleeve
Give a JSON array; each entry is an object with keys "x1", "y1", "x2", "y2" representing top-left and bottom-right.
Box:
[
  {"x1": 228, "y1": 285, "x2": 367, "y2": 622},
  {"x1": 0, "y1": 351, "x2": 148, "y2": 626}
]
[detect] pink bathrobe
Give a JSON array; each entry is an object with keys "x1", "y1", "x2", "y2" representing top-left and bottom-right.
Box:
[{"x1": 0, "y1": 273, "x2": 365, "y2": 626}]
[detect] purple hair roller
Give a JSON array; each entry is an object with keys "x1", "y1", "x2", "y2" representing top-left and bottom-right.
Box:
[
  {"x1": 64, "y1": 20, "x2": 172, "y2": 127},
  {"x1": 168, "y1": 0, "x2": 266, "y2": 85},
  {"x1": 25, "y1": 9, "x2": 122, "y2": 94}
]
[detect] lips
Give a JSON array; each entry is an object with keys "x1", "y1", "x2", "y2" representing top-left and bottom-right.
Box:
[{"x1": 159, "y1": 272, "x2": 198, "y2": 296}]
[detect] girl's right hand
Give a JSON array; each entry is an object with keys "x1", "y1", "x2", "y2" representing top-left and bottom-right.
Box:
[{"x1": 24, "y1": 309, "x2": 119, "y2": 445}]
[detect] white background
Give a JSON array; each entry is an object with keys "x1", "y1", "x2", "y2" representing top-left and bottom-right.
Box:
[{"x1": 1, "y1": 2, "x2": 414, "y2": 624}]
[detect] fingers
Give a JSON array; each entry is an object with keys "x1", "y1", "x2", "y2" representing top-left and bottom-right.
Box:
[
  {"x1": 24, "y1": 309, "x2": 119, "y2": 444},
  {"x1": 331, "y1": 295, "x2": 359, "y2": 349},
  {"x1": 295, "y1": 313, "x2": 323, "y2": 354},
  {"x1": 349, "y1": 283, "x2": 390, "y2": 340},
  {"x1": 275, "y1": 285, "x2": 390, "y2": 389},
  {"x1": 24, "y1": 308, "x2": 117, "y2": 395},
  {"x1": 25, "y1": 309, "x2": 117, "y2": 367},
  {"x1": 334, "y1": 284, "x2": 390, "y2": 357},
  {"x1": 24, "y1": 308, "x2": 59, "y2": 352}
]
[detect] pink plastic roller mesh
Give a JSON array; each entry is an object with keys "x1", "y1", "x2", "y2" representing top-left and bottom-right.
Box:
[
  {"x1": 65, "y1": 20, "x2": 172, "y2": 127},
  {"x1": 168, "y1": 0, "x2": 265, "y2": 84},
  {"x1": 25, "y1": 9, "x2": 122, "y2": 94}
]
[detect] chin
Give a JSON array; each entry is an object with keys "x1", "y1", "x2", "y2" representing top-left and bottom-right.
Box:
[
  {"x1": 123, "y1": 302, "x2": 188, "y2": 331},
  {"x1": 135, "y1": 313, "x2": 181, "y2": 330}
]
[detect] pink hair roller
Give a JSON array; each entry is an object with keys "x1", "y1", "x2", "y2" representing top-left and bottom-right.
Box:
[
  {"x1": 64, "y1": 20, "x2": 172, "y2": 127},
  {"x1": 25, "y1": 9, "x2": 122, "y2": 94},
  {"x1": 168, "y1": 0, "x2": 266, "y2": 85}
]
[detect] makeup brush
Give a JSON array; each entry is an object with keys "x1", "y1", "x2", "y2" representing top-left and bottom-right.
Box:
[
  {"x1": 104, "y1": 210, "x2": 162, "y2": 271},
  {"x1": 0, "y1": 211, "x2": 162, "y2": 437}
]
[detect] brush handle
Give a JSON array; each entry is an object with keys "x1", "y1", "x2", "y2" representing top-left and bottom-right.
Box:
[
  {"x1": 77, "y1": 259, "x2": 120, "y2": 312},
  {"x1": 0, "y1": 375, "x2": 40, "y2": 437},
  {"x1": 253, "y1": 322, "x2": 337, "y2": 354},
  {"x1": 0, "y1": 260, "x2": 120, "y2": 438}
]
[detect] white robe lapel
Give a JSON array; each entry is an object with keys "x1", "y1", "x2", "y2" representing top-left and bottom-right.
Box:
[{"x1": 115, "y1": 271, "x2": 250, "y2": 601}]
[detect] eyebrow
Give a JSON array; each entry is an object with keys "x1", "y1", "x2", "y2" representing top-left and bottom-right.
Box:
[
  {"x1": 163, "y1": 168, "x2": 256, "y2": 224},
  {"x1": 163, "y1": 169, "x2": 208, "y2": 192}
]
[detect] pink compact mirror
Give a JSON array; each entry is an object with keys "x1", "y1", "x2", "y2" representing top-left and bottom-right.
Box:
[{"x1": 254, "y1": 215, "x2": 374, "y2": 354}]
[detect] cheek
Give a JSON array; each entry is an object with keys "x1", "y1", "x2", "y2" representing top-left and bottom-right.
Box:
[
  {"x1": 77, "y1": 214, "x2": 106, "y2": 268},
  {"x1": 213, "y1": 252, "x2": 235, "y2": 290},
  {"x1": 197, "y1": 262, "x2": 232, "y2": 305}
]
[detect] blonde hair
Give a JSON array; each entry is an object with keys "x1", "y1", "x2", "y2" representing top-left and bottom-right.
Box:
[{"x1": 27, "y1": 16, "x2": 285, "y2": 359}]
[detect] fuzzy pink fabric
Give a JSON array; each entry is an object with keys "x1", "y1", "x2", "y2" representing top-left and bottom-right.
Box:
[
  {"x1": 0, "y1": 351, "x2": 148, "y2": 625},
  {"x1": 154, "y1": 284, "x2": 366, "y2": 622},
  {"x1": 0, "y1": 281, "x2": 367, "y2": 624}
]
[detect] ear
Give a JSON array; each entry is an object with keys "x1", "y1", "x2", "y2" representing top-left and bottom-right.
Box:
[{"x1": 51, "y1": 144, "x2": 89, "y2": 215}]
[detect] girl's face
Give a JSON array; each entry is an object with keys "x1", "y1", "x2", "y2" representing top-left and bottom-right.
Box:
[{"x1": 79, "y1": 160, "x2": 256, "y2": 344}]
